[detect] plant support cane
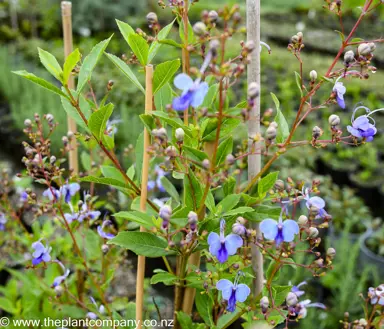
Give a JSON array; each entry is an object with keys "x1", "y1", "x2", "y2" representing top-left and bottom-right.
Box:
[
  {"x1": 247, "y1": 0, "x2": 264, "y2": 298},
  {"x1": 61, "y1": 1, "x2": 79, "y2": 175},
  {"x1": 136, "y1": 65, "x2": 153, "y2": 329}
]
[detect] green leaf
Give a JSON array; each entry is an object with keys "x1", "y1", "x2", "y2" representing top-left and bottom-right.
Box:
[
  {"x1": 108, "y1": 232, "x2": 174, "y2": 257},
  {"x1": 81, "y1": 152, "x2": 91, "y2": 171},
  {"x1": 334, "y1": 30, "x2": 345, "y2": 42},
  {"x1": 105, "y1": 53, "x2": 145, "y2": 94},
  {"x1": 63, "y1": 48, "x2": 81, "y2": 85},
  {"x1": 128, "y1": 33, "x2": 149, "y2": 66},
  {"x1": 38, "y1": 48, "x2": 63, "y2": 82},
  {"x1": 184, "y1": 170, "x2": 203, "y2": 210},
  {"x1": 88, "y1": 103, "x2": 114, "y2": 140},
  {"x1": 179, "y1": 17, "x2": 196, "y2": 45},
  {"x1": 223, "y1": 177, "x2": 236, "y2": 196},
  {"x1": 202, "y1": 83, "x2": 219, "y2": 109},
  {"x1": 270, "y1": 92, "x2": 280, "y2": 110},
  {"x1": 160, "y1": 176, "x2": 180, "y2": 202},
  {"x1": 154, "y1": 83, "x2": 173, "y2": 111},
  {"x1": 275, "y1": 109, "x2": 289, "y2": 143},
  {"x1": 273, "y1": 285, "x2": 292, "y2": 306},
  {"x1": 195, "y1": 291, "x2": 214, "y2": 326},
  {"x1": 217, "y1": 309, "x2": 241, "y2": 329},
  {"x1": 116, "y1": 19, "x2": 135, "y2": 44},
  {"x1": 216, "y1": 136, "x2": 233, "y2": 165},
  {"x1": 139, "y1": 114, "x2": 156, "y2": 132},
  {"x1": 113, "y1": 211, "x2": 153, "y2": 230},
  {"x1": 246, "y1": 204, "x2": 281, "y2": 222},
  {"x1": 77, "y1": 36, "x2": 112, "y2": 93},
  {"x1": 217, "y1": 194, "x2": 240, "y2": 213},
  {"x1": 257, "y1": 171, "x2": 279, "y2": 198},
  {"x1": 61, "y1": 90, "x2": 92, "y2": 131},
  {"x1": 294, "y1": 71, "x2": 303, "y2": 97},
  {"x1": 152, "y1": 112, "x2": 192, "y2": 137},
  {"x1": 153, "y1": 59, "x2": 181, "y2": 94},
  {"x1": 205, "y1": 190, "x2": 216, "y2": 213},
  {"x1": 101, "y1": 165, "x2": 125, "y2": 181},
  {"x1": 0, "y1": 297, "x2": 17, "y2": 314},
  {"x1": 177, "y1": 311, "x2": 193, "y2": 329},
  {"x1": 223, "y1": 206, "x2": 254, "y2": 217},
  {"x1": 150, "y1": 270, "x2": 177, "y2": 285},
  {"x1": 148, "y1": 20, "x2": 175, "y2": 62},
  {"x1": 158, "y1": 39, "x2": 183, "y2": 48},
  {"x1": 80, "y1": 176, "x2": 131, "y2": 192},
  {"x1": 12, "y1": 70, "x2": 68, "y2": 98},
  {"x1": 201, "y1": 118, "x2": 241, "y2": 142},
  {"x1": 182, "y1": 145, "x2": 208, "y2": 162}
]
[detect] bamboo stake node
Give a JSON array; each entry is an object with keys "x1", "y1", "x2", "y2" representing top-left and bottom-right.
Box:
[
  {"x1": 61, "y1": 1, "x2": 79, "y2": 175},
  {"x1": 136, "y1": 64, "x2": 154, "y2": 329}
]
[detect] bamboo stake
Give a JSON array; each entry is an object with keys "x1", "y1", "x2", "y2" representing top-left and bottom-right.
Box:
[
  {"x1": 247, "y1": 0, "x2": 264, "y2": 297},
  {"x1": 61, "y1": 1, "x2": 79, "y2": 175},
  {"x1": 136, "y1": 65, "x2": 153, "y2": 329}
]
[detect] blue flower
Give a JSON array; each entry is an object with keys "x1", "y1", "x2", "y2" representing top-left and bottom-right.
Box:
[
  {"x1": 347, "y1": 106, "x2": 378, "y2": 142},
  {"x1": 208, "y1": 219, "x2": 243, "y2": 263},
  {"x1": 304, "y1": 189, "x2": 328, "y2": 219},
  {"x1": 20, "y1": 191, "x2": 28, "y2": 203},
  {"x1": 43, "y1": 187, "x2": 61, "y2": 201},
  {"x1": 97, "y1": 220, "x2": 115, "y2": 240},
  {"x1": 31, "y1": 240, "x2": 51, "y2": 266},
  {"x1": 291, "y1": 281, "x2": 307, "y2": 297},
  {"x1": 60, "y1": 182, "x2": 80, "y2": 203},
  {"x1": 216, "y1": 272, "x2": 251, "y2": 312},
  {"x1": 106, "y1": 119, "x2": 122, "y2": 137},
  {"x1": 333, "y1": 81, "x2": 346, "y2": 109},
  {"x1": 0, "y1": 212, "x2": 7, "y2": 231},
  {"x1": 86, "y1": 297, "x2": 105, "y2": 319},
  {"x1": 295, "y1": 299, "x2": 326, "y2": 318},
  {"x1": 148, "y1": 166, "x2": 167, "y2": 192},
  {"x1": 52, "y1": 261, "x2": 70, "y2": 288},
  {"x1": 63, "y1": 201, "x2": 101, "y2": 224},
  {"x1": 260, "y1": 211, "x2": 299, "y2": 246},
  {"x1": 172, "y1": 74, "x2": 209, "y2": 111}
]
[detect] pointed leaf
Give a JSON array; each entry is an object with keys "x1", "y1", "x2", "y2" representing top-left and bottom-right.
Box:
[
  {"x1": 105, "y1": 53, "x2": 145, "y2": 94},
  {"x1": 77, "y1": 36, "x2": 112, "y2": 93},
  {"x1": 88, "y1": 103, "x2": 114, "y2": 140},
  {"x1": 63, "y1": 48, "x2": 81, "y2": 85},
  {"x1": 216, "y1": 136, "x2": 233, "y2": 165},
  {"x1": 116, "y1": 19, "x2": 135, "y2": 44},
  {"x1": 153, "y1": 59, "x2": 181, "y2": 94},
  {"x1": 148, "y1": 20, "x2": 175, "y2": 62},
  {"x1": 128, "y1": 33, "x2": 149, "y2": 66},
  {"x1": 38, "y1": 48, "x2": 63, "y2": 82}
]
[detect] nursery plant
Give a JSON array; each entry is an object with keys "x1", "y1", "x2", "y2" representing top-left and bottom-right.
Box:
[{"x1": 1, "y1": 0, "x2": 383, "y2": 328}]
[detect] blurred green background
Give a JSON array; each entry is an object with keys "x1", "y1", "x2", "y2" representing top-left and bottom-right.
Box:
[{"x1": 0, "y1": 0, "x2": 383, "y2": 328}]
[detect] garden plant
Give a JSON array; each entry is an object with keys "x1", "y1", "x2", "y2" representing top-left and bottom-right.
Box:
[{"x1": 0, "y1": 0, "x2": 383, "y2": 328}]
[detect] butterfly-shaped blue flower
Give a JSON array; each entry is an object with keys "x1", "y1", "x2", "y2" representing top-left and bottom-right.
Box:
[
  {"x1": 216, "y1": 275, "x2": 251, "y2": 312},
  {"x1": 172, "y1": 74, "x2": 209, "y2": 111},
  {"x1": 260, "y1": 212, "x2": 299, "y2": 246},
  {"x1": 208, "y1": 219, "x2": 243, "y2": 263}
]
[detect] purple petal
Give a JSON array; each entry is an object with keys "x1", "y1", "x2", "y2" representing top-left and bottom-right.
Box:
[
  {"x1": 32, "y1": 257, "x2": 43, "y2": 266},
  {"x1": 308, "y1": 196, "x2": 325, "y2": 209},
  {"x1": 216, "y1": 279, "x2": 233, "y2": 300},
  {"x1": 208, "y1": 232, "x2": 221, "y2": 255},
  {"x1": 282, "y1": 219, "x2": 299, "y2": 242},
  {"x1": 353, "y1": 116, "x2": 370, "y2": 130},
  {"x1": 174, "y1": 73, "x2": 194, "y2": 91},
  {"x1": 217, "y1": 243, "x2": 229, "y2": 263},
  {"x1": 235, "y1": 284, "x2": 251, "y2": 302},
  {"x1": 190, "y1": 82, "x2": 209, "y2": 108},
  {"x1": 172, "y1": 92, "x2": 192, "y2": 111},
  {"x1": 347, "y1": 125, "x2": 362, "y2": 138},
  {"x1": 147, "y1": 180, "x2": 156, "y2": 191},
  {"x1": 227, "y1": 291, "x2": 237, "y2": 312},
  {"x1": 42, "y1": 252, "x2": 51, "y2": 262},
  {"x1": 88, "y1": 211, "x2": 101, "y2": 220},
  {"x1": 336, "y1": 95, "x2": 345, "y2": 109},
  {"x1": 260, "y1": 219, "x2": 278, "y2": 240},
  {"x1": 224, "y1": 234, "x2": 243, "y2": 255}
]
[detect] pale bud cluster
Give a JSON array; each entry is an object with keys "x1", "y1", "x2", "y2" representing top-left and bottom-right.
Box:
[{"x1": 265, "y1": 122, "x2": 278, "y2": 141}]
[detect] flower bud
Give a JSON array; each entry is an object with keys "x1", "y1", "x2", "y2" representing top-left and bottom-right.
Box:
[
  {"x1": 312, "y1": 126, "x2": 322, "y2": 139},
  {"x1": 291, "y1": 35, "x2": 299, "y2": 44},
  {"x1": 62, "y1": 136, "x2": 69, "y2": 145},
  {"x1": 358, "y1": 43, "x2": 375, "y2": 56},
  {"x1": 102, "y1": 244, "x2": 109, "y2": 254},
  {"x1": 67, "y1": 131, "x2": 74, "y2": 139},
  {"x1": 232, "y1": 222, "x2": 246, "y2": 235},
  {"x1": 297, "y1": 32, "x2": 303, "y2": 41},
  {"x1": 157, "y1": 127, "x2": 167, "y2": 139},
  {"x1": 208, "y1": 10, "x2": 219, "y2": 23},
  {"x1": 327, "y1": 247, "x2": 336, "y2": 259},
  {"x1": 146, "y1": 12, "x2": 158, "y2": 25},
  {"x1": 260, "y1": 296, "x2": 269, "y2": 312},
  {"x1": 236, "y1": 216, "x2": 246, "y2": 225},
  {"x1": 193, "y1": 22, "x2": 207, "y2": 36},
  {"x1": 226, "y1": 154, "x2": 235, "y2": 165},
  {"x1": 244, "y1": 40, "x2": 256, "y2": 53},
  {"x1": 328, "y1": 114, "x2": 340, "y2": 127},
  {"x1": 54, "y1": 285, "x2": 64, "y2": 297},
  {"x1": 159, "y1": 205, "x2": 172, "y2": 221},
  {"x1": 50, "y1": 156, "x2": 56, "y2": 165},
  {"x1": 188, "y1": 211, "x2": 198, "y2": 224},
  {"x1": 202, "y1": 159, "x2": 210, "y2": 169},
  {"x1": 274, "y1": 179, "x2": 285, "y2": 191},
  {"x1": 344, "y1": 50, "x2": 354, "y2": 64},
  {"x1": 24, "y1": 119, "x2": 32, "y2": 127},
  {"x1": 165, "y1": 146, "x2": 177, "y2": 157},
  {"x1": 175, "y1": 128, "x2": 185, "y2": 142},
  {"x1": 265, "y1": 123, "x2": 278, "y2": 140},
  {"x1": 309, "y1": 70, "x2": 317, "y2": 81},
  {"x1": 286, "y1": 292, "x2": 298, "y2": 306},
  {"x1": 209, "y1": 39, "x2": 220, "y2": 52},
  {"x1": 298, "y1": 215, "x2": 308, "y2": 226},
  {"x1": 248, "y1": 82, "x2": 260, "y2": 99},
  {"x1": 358, "y1": 319, "x2": 368, "y2": 326},
  {"x1": 46, "y1": 113, "x2": 54, "y2": 123},
  {"x1": 308, "y1": 227, "x2": 319, "y2": 238}
]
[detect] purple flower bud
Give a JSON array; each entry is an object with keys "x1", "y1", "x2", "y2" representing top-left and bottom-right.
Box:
[
  {"x1": 286, "y1": 292, "x2": 298, "y2": 306},
  {"x1": 232, "y1": 222, "x2": 246, "y2": 235}
]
